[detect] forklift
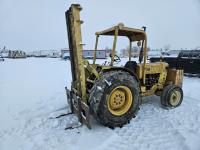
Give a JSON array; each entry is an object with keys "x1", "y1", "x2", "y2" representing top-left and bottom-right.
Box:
[{"x1": 65, "y1": 4, "x2": 183, "y2": 129}]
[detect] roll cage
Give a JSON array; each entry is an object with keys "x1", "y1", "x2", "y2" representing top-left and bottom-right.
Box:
[{"x1": 93, "y1": 23, "x2": 148, "y2": 66}]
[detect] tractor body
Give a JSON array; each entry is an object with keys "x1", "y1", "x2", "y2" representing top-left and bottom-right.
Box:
[{"x1": 65, "y1": 4, "x2": 184, "y2": 129}]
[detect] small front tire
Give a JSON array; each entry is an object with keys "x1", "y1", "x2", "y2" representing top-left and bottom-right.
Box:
[{"x1": 161, "y1": 85, "x2": 183, "y2": 108}]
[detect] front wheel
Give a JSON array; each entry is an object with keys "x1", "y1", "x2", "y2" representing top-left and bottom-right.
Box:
[
  {"x1": 161, "y1": 85, "x2": 183, "y2": 108},
  {"x1": 89, "y1": 71, "x2": 140, "y2": 128}
]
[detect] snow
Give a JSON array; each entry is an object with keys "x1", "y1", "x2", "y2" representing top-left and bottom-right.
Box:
[{"x1": 0, "y1": 58, "x2": 200, "y2": 150}]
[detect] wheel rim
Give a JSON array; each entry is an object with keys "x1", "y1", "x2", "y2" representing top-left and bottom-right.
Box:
[
  {"x1": 169, "y1": 90, "x2": 181, "y2": 106},
  {"x1": 107, "y1": 86, "x2": 133, "y2": 116}
]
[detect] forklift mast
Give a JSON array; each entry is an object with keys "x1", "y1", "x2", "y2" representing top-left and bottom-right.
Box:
[{"x1": 65, "y1": 4, "x2": 86, "y2": 102}]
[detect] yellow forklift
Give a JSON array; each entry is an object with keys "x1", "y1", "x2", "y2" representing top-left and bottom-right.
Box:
[{"x1": 65, "y1": 4, "x2": 183, "y2": 129}]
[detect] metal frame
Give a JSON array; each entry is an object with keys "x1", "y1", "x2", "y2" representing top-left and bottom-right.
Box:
[
  {"x1": 93, "y1": 24, "x2": 148, "y2": 84},
  {"x1": 65, "y1": 4, "x2": 91, "y2": 129},
  {"x1": 66, "y1": 87, "x2": 91, "y2": 129},
  {"x1": 66, "y1": 4, "x2": 87, "y2": 102}
]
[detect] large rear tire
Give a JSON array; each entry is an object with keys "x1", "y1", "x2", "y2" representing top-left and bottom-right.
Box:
[{"x1": 89, "y1": 71, "x2": 140, "y2": 128}]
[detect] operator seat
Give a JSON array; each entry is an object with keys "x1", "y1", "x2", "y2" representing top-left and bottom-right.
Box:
[{"x1": 124, "y1": 61, "x2": 137, "y2": 73}]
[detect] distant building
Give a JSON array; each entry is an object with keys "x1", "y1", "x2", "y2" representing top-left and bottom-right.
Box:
[
  {"x1": 61, "y1": 49, "x2": 69, "y2": 58},
  {"x1": 28, "y1": 50, "x2": 61, "y2": 58},
  {"x1": 8, "y1": 50, "x2": 26, "y2": 59},
  {"x1": 83, "y1": 50, "x2": 106, "y2": 59},
  {"x1": 61, "y1": 49, "x2": 107, "y2": 59},
  {"x1": 47, "y1": 51, "x2": 61, "y2": 58},
  {"x1": 105, "y1": 49, "x2": 112, "y2": 57}
]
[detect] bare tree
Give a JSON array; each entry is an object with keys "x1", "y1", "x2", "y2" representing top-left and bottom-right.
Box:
[
  {"x1": 163, "y1": 44, "x2": 171, "y2": 52},
  {"x1": 120, "y1": 46, "x2": 140, "y2": 57},
  {"x1": 120, "y1": 48, "x2": 128, "y2": 57},
  {"x1": 195, "y1": 46, "x2": 200, "y2": 50}
]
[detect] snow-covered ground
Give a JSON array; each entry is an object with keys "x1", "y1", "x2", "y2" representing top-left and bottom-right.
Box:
[{"x1": 0, "y1": 58, "x2": 200, "y2": 150}]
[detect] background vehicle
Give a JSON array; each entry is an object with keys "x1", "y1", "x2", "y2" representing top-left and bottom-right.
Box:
[
  {"x1": 150, "y1": 50, "x2": 200, "y2": 75},
  {"x1": 62, "y1": 53, "x2": 70, "y2": 60}
]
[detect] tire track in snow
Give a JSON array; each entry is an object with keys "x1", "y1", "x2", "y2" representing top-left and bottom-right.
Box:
[
  {"x1": 1, "y1": 90, "x2": 200, "y2": 150},
  {"x1": 114, "y1": 116, "x2": 190, "y2": 150},
  {"x1": 96, "y1": 95, "x2": 200, "y2": 150},
  {"x1": 95, "y1": 133, "x2": 133, "y2": 150},
  {"x1": 0, "y1": 94, "x2": 81, "y2": 150},
  {"x1": 165, "y1": 95, "x2": 200, "y2": 150}
]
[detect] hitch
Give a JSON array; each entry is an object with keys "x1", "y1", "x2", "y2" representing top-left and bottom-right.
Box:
[{"x1": 65, "y1": 87, "x2": 91, "y2": 129}]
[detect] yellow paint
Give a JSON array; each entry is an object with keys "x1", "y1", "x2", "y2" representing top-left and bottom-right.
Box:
[
  {"x1": 108, "y1": 86, "x2": 133, "y2": 116},
  {"x1": 169, "y1": 90, "x2": 181, "y2": 106}
]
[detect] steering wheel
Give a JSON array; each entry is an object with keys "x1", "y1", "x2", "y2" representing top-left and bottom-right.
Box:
[
  {"x1": 113, "y1": 54, "x2": 121, "y2": 63},
  {"x1": 108, "y1": 54, "x2": 121, "y2": 64}
]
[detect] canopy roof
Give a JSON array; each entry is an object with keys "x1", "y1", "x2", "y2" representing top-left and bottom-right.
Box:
[{"x1": 96, "y1": 23, "x2": 146, "y2": 42}]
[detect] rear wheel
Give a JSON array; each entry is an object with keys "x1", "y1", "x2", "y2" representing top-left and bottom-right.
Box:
[
  {"x1": 89, "y1": 71, "x2": 140, "y2": 128},
  {"x1": 161, "y1": 85, "x2": 183, "y2": 108},
  {"x1": 124, "y1": 61, "x2": 137, "y2": 73}
]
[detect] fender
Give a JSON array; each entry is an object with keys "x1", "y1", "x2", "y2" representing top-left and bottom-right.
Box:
[{"x1": 102, "y1": 67, "x2": 141, "y2": 88}]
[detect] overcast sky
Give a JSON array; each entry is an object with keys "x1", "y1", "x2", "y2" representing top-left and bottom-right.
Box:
[{"x1": 0, "y1": 0, "x2": 200, "y2": 51}]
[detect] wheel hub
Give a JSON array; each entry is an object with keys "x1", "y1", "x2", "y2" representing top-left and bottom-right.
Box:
[
  {"x1": 110, "y1": 90, "x2": 126, "y2": 109},
  {"x1": 108, "y1": 86, "x2": 133, "y2": 116},
  {"x1": 170, "y1": 91, "x2": 181, "y2": 106}
]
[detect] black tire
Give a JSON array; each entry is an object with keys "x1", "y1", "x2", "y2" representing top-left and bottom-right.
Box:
[
  {"x1": 124, "y1": 61, "x2": 137, "y2": 73},
  {"x1": 89, "y1": 71, "x2": 140, "y2": 128},
  {"x1": 161, "y1": 85, "x2": 183, "y2": 108}
]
